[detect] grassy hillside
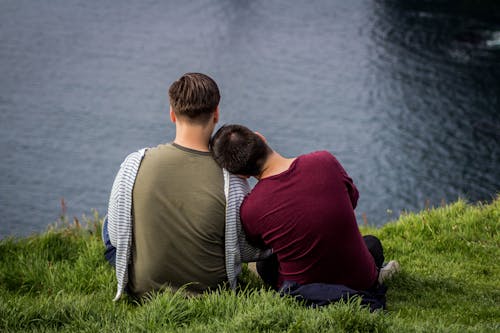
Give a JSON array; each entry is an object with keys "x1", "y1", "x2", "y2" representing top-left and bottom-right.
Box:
[{"x1": 0, "y1": 198, "x2": 498, "y2": 332}]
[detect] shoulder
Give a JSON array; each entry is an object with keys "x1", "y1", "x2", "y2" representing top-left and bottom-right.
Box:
[
  {"x1": 119, "y1": 148, "x2": 148, "y2": 168},
  {"x1": 142, "y1": 143, "x2": 172, "y2": 157},
  {"x1": 298, "y1": 150, "x2": 336, "y2": 164}
]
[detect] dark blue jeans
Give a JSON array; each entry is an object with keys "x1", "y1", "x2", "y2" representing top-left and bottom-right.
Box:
[{"x1": 102, "y1": 217, "x2": 116, "y2": 268}]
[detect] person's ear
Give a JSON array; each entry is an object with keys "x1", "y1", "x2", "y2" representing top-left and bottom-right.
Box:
[
  {"x1": 213, "y1": 106, "x2": 219, "y2": 124},
  {"x1": 254, "y1": 131, "x2": 267, "y2": 143},
  {"x1": 170, "y1": 106, "x2": 176, "y2": 123}
]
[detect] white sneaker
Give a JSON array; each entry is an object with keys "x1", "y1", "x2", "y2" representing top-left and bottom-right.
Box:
[{"x1": 378, "y1": 260, "x2": 400, "y2": 284}]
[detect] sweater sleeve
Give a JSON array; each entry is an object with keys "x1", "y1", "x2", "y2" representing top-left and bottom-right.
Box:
[
  {"x1": 329, "y1": 153, "x2": 359, "y2": 209},
  {"x1": 224, "y1": 171, "x2": 272, "y2": 289},
  {"x1": 106, "y1": 149, "x2": 147, "y2": 301}
]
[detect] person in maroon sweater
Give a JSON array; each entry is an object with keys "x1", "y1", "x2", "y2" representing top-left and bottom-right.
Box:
[{"x1": 210, "y1": 124, "x2": 399, "y2": 292}]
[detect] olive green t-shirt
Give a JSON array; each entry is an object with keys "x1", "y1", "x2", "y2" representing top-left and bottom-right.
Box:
[{"x1": 129, "y1": 143, "x2": 226, "y2": 297}]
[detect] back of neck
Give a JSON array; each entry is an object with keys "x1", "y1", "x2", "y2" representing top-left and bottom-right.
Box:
[
  {"x1": 173, "y1": 124, "x2": 212, "y2": 152},
  {"x1": 258, "y1": 152, "x2": 296, "y2": 179}
]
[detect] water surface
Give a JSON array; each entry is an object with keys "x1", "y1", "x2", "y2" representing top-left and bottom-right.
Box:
[{"x1": 1, "y1": 0, "x2": 499, "y2": 237}]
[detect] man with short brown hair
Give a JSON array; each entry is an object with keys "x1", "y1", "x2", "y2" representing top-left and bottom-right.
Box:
[
  {"x1": 129, "y1": 73, "x2": 223, "y2": 297},
  {"x1": 168, "y1": 72, "x2": 221, "y2": 123},
  {"x1": 104, "y1": 74, "x2": 269, "y2": 300}
]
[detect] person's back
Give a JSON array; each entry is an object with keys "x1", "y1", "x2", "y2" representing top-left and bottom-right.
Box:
[
  {"x1": 129, "y1": 143, "x2": 226, "y2": 297},
  {"x1": 127, "y1": 72, "x2": 225, "y2": 296},
  {"x1": 211, "y1": 124, "x2": 382, "y2": 292},
  {"x1": 105, "y1": 75, "x2": 274, "y2": 301},
  {"x1": 241, "y1": 150, "x2": 378, "y2": 290}
]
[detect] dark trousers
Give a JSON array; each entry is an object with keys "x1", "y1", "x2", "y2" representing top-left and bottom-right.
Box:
[
  {"x1": 257, "y1": 235, "x2": 384, "y2": 290},
  {"x1": 363, "y1": 235, "x2": 385, "y2": 268},
  {"x1": 102, "y1": 217, "x2": 116, "y2": 268}
]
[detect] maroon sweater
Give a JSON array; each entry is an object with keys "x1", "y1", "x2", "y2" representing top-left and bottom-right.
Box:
[{"x1": 241, "y1": 151, "x2": 378, "y2": 290}]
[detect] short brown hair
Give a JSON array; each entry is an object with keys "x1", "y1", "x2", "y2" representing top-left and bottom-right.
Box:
[
  {"x1": 210, "y1": 124, "x2": 271, "y2": 176},
  {"x1": 168, "y1": 73, "x2": 220, "y2": 124}
]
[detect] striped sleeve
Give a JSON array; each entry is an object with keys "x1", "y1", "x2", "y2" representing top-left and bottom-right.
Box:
[
  {"x1": 106, "y1": 149, "x2": 146, "y2": 301},
  {"x1": 224, "y1": 171, "x2": 272, "y2": 289}
]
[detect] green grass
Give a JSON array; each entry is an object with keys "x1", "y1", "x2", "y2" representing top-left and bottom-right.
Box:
[{"x1": 1, "y1": 198, "x2": 499, "y2": 332}]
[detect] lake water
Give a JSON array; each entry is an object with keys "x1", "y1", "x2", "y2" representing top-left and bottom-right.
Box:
[{"x1": 1, "y1": 0, "x2": 499, "y2": 238}]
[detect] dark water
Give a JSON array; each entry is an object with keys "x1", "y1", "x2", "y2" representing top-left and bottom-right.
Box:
[{"x1": 1, "y1": 0, "x2": 499, "y2": 238}]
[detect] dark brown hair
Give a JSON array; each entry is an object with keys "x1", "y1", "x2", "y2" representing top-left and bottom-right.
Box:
[
  {"x1": 210, "y1": 124, "x2": 271, "y2": 176},
  {"x1": 168, "y1": 73, "x2": 220, "y2": 124}
]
